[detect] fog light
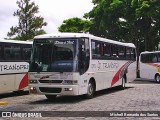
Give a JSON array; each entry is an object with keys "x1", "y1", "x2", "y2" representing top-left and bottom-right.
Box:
[
  {"x1": 64, "y1": 88, "x2": 73, "y2": 91},
  {"x1": 29, "y1": 87, "x2": 37, "y2": 94},
  {"x1": 29, "y1": 80, "x2": 38, "y2": 84}
]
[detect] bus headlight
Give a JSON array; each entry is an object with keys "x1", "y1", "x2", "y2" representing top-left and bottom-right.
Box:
[
  {"x1": 29, "y1": 80, "x2": 38, "y2": 84},
  {"x1": 64, "y1": 88, "x2": 73, "y2": 91},
  {"x1": 63, "y1": 80, "x2": 78, "y2": 85},
  {"x1": 29, "y1": 87, "x2": 37, "y2": 94}
]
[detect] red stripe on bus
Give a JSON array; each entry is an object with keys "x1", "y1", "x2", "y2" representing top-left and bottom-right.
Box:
[
  {"x1": 147, "y1": 63, "x2": 160, "y2": 72},
  {"x1": 111, "y1": 62, "x2": 128, "y2": 87},
  {"x1": 148, "y1": 63, "x2": 160, "y2": 67},
  {"x1": 19, "y1": 73, "x2": 28, "y2": 90}
]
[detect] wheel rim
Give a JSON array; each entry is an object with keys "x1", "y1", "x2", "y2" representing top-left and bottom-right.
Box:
[
  {"x1": 156, "y1": 75, "x2": 160, "y2": 82},
  {"x1": 122, "y1": 77, "x2": 125, "y2": 88},
  {"x1": 87, "y1": 83, "x2": 93, "y2": 96}
]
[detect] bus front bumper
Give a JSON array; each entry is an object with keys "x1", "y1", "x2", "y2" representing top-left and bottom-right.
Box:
[{"x1": 29, "y1": 84, "x2": 79, "y2": 96}]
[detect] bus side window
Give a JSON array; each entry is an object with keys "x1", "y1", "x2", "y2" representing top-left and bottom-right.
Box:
[
  {"x1": 144, "y1": 54, "x2": 150, "y2": 63},
  {"x1": 118, "y1": 45, "x2": 125, "y2": 59},
  {"x1": 91, "y1": 40, "x2": 101, "y2": 59},
  {"x1": 12, "y1": 45, "x2": 21, "y2": 60},
  {"x1": 0, "y1": 45, "x2": 2, "y2": 60},
  {"x1": 158, "y1": 53, "x2": 160, "y2": 62},
  {"x1": 111, "y1": 44, "x2": 118, "y2": 58},
  {"x1": 152, "y1": 54, "x2": 157, "y2": 62},
  {"x1": 141, "y1": 54, "x2": 146, "y2": 63},
  {"x1": 4, "y1": 44, "x2": 12, "y2": 60},
  {"x1": 126, "y1": 47, "x2": 131, "y2": 59},
  {"x1": 23, "y1": 45, "x2": 32, "y2": 61},
  {"x1": 103, "y1": 43, "x2": 111, "y2": 58},
  {"x1": 130, "y1": 48, "x2": 136, "y2": 60}
]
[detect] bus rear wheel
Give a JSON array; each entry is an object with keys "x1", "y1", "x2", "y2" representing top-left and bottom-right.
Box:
[
  {"x1": 45, "y1": 95, "x2": 57, "y2": 100},
  {"x1": 85, "y1": 81, "x2": 95, "y2": 99},
  {"x1": 155, "y1": 74, "x2": 160, "y2": 83}
]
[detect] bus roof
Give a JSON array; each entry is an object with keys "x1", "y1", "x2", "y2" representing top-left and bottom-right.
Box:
[
  {"x1": 0, "y1": 39, "x2": 32, "y2": 44},
  {"x1": 140, "y1": 51, "x2": 160, "y2": 54},
  {"x1": 34, "y1": 33, "x2": 135, "y2": 48}
]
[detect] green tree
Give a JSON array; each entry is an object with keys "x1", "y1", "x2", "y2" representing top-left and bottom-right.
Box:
[
  {"x1": 7, "y1": 0, "x2": 47, "y2": 40},
  {"x1": 85, "y1": 0, "x2": 160, "y2": 51},
  {"x1": 84, "y1": 0, "x2": 128, "y2": 39},
  {"x1": 58, "y1": 17, "x2": 93, "y2": 33},
  {"x1": 134, "y1": 0, "x2": 160, "y2": 51}
]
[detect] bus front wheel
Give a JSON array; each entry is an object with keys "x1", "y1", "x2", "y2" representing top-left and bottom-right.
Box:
[
  {"x1": 85, "y1": 81, "x2": 95, "y2": 99},
  {"x1": 155, "y1": 74, "x2": 160, "y2": 83}
]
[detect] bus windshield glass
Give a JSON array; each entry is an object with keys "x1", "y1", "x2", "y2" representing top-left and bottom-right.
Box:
[{"x1": 30, "y1": 38, "x2": 78, "y2": 72}]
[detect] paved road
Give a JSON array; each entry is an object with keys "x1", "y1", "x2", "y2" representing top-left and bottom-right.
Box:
[{"x1": 0, "y1": 79, "x2": 160, "y2": 120}]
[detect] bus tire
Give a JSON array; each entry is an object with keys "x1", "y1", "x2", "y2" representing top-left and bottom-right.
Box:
[
  {"x1": 85, "y1": 81, "x2": 95, "y2": 99},
  {"x1": 120, "y1": 75, "x2": 126, "y2": 90},
  {"x1": 155, "y1": 74, "x2": 160, "y2": 83},
  {"x1": 45, "y1": 95, "x2": 57, "y2": 100}
]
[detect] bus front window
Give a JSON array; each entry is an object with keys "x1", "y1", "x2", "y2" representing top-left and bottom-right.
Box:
[{"x1": 29, "y1": 39, "x2": 78, "y2": 72}]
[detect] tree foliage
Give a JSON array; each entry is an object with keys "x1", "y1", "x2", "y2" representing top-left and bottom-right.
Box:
[
  {"x1": 7, "y1": 0, "x2": 47, "y2": 40},
  {"x1": 85, "y1": 0, "x2": 160, "y2": 52},
  {"x1": 58, "y1": 17, "x2": 93, "y2": 33}
]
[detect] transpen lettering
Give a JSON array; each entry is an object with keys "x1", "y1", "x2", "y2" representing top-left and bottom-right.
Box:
[
  {"x1": 103, "y1": 62, "x2": 119, "y2": 69},
  {"x1": 0, "y1": 64, "x2": 29, "y2": 71}
]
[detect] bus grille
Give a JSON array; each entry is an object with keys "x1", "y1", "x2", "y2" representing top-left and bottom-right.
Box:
[
  {"x1": 39, "y1": 87, "x2": 62, "y2": 93},
  {"x1": 39, "y1": 80, "x2": 63, "y2": 84}
]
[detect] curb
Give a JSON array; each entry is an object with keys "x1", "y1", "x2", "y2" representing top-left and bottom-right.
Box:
[{"x1": 0, "y1": 102, "x2": 8, "y2": 105}]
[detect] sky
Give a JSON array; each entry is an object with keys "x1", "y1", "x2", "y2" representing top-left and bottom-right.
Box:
[{"x1": 0, "y1": 0, "x2": 94, "y2": 39}]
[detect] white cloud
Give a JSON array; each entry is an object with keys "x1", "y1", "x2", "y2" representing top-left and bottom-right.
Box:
[
  {"x1": 0, "y1": 0, "x2": 94, "y2": 39},
  {"x1": 0, "y1": 0, "x2": 17, "y2": 38}
]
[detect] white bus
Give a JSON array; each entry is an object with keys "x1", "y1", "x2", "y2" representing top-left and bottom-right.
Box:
[
  {"x1": 29, "y1": 33, "x2": 136, "y2": 99},
  {"x1": 0, "y1": 39, "x2": 32, "y2": 94},
  {"x1": 139, "y1": 51, "x2": 160, "y2": 82}
]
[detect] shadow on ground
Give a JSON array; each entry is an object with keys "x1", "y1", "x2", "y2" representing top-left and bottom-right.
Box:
[
  {"x1": 0, "y1": 91, "x2": 29, "y2": 99},
  {"x1": 132, "y1": 78, "x2": 158, "y2": 84},
  {"x1": 29, "y1": 86, "x2": 133, "y2": 104}
]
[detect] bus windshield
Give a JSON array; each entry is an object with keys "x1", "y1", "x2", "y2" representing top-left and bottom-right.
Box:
[{"x1": 30, "y1": 38, "x2": 78, "y2": 72}]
